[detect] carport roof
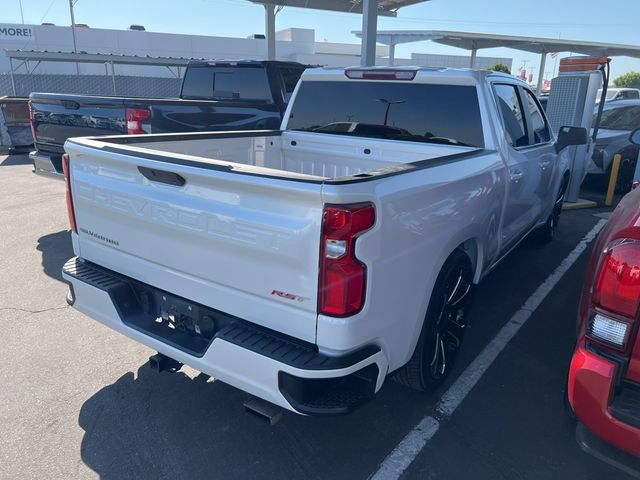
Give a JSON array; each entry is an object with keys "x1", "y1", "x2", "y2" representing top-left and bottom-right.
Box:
[
  {"x1": 249, "y1": 0, "x2": 427, "y2": 17},
  {"x1": 352, "y1": 29, "x2": 640, "y2": 57},
  {"x1": 5, "y1": 50, "x2": 192, "y2": 66}
]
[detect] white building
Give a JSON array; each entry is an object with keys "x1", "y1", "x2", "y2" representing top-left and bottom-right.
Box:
[{"x1": 0, "y1": 23, "x2": 511, "y2": 76}]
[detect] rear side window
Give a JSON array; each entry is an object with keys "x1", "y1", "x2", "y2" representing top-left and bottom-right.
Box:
[
  {"x1": 287, "y1": 81, "x2": 484, "y2": 148},
  {"x1": 494, "y1": 84, "x2": 528, "y2": 147},
  {"x1": 181, "y1": 66, "x2": 273, "y2": 103},
  {"x1": 181, "y1": 67, "x2": 213, "y2": 99}
]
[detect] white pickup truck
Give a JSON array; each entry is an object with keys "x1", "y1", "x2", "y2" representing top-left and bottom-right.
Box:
[{"x1": 61, "y1": 67, "x2": 586, "y2": 415}]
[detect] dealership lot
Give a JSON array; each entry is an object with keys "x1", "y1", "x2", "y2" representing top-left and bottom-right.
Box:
[{"x1": 0, "y1": 154, "x2": 635, "y2": 480}]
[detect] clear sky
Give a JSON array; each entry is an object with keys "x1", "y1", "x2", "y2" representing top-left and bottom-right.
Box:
[{"x1": 3, "y1": 0, "x2": 640, "y2": 80}]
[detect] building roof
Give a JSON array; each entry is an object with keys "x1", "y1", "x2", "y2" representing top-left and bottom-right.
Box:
[
  {"x1": 249, "y1": 0, "x2": 428, "y2": 17},
  {"x1": 352, "y1": 29, "x2": 640, "y2": 57}
]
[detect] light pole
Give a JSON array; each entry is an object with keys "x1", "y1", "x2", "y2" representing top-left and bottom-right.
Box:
[
  {"x1": 376, "y1": 98, "x2": 406, "y2": 125},
  {"x1": 18, "y1": 0, "x2": 24, "y2": 24},
  {"x1": 69, "y1": 0, "x2": 79, "y2": 75}
]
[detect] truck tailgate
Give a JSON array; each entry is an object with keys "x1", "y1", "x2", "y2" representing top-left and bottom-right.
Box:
[
  {"x1": 30, "y1": 94, "x2": 127, "y2": 152},
  {"x1": 65, "y1": 141, "x2": 323, "y2": 343}
]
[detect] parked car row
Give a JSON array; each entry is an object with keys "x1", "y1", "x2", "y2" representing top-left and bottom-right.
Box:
[{"x1": 589, "y1": 99, "x2": 640, "y2": 192}]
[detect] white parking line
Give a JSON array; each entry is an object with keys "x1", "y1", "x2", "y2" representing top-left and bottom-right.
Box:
[{"x1": 371, "y1": 219, "x2": 607, "y2": 480}]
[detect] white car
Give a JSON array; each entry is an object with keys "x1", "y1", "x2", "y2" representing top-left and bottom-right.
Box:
[
  {"x1": 60, "y1": 67, "x2": 586, "y2": 415},
  {"x1": 596, "y1": 87, "x2": 640, "y2": 103}
]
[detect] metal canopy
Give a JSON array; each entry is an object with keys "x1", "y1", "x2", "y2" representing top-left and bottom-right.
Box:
[
  {"x1": 249, "y1": 0, "x2": 426, "y2": 17},
  {"x1": 4, "y1": 50, "x2": 193, "y2": 96},
  {"x1": 5, "y1": 50, "x2": 193, "y2": 66},
  {"x1": 358, "y1": 30, "x2": 640, "y2": 57},
  {"x1": 353, "y1": 29, "x2": 640, "y2": 91},
  {"x1": 249, "y1": 1, "x2": 430, "y2": 65}
]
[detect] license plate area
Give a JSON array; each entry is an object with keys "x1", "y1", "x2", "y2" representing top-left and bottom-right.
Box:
[{"x1": 109, "y1": 277, "x2": 238, "y2": 357}]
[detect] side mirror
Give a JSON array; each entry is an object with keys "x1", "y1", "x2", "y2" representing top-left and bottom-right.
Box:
[
  {"x1": 629, "y1": 128, "x2": 640, "y2": 146},
  {"x1": 555, "y1": 126, "x2": 588, "y2": 153}
]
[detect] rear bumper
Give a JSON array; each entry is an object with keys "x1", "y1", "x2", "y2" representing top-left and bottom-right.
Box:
[
  {"x1": 62, "y1": 257, "x2": 388, "y2": 415},
  {"x1": 568, "y1": 342, "x2": 640, "y2": 457},
  {"x1": 30, "y1": 150, "x2": 63, "y2": 178}
]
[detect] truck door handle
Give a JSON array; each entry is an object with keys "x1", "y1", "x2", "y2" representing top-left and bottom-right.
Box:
[
  {"x1": 539, "y1": 160, "x2": 552, "y2": 170},
  {"x1": 510, "y1": 170, "x2": 524, "y2": 182},
  {"x1": 61, "y1": 100, "x2": 80, "y2": 110},
  {"x1": 138, "y1": 166, "x2": 186, "y2": 186}
]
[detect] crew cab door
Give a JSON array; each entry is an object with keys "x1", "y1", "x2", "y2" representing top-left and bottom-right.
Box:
[
  {"x1": 493, "y1": 83, "x2": 542, "y2": 249},
  {"x1": 518, "y1": 87, "x2": 556, "y2": 215}
]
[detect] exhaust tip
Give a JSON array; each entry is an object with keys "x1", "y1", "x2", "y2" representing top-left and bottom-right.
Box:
[{"x1": 243, "y1": 396, "x2": 283, "y2": 425}]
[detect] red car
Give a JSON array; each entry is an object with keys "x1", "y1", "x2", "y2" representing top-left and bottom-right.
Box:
[{"x1": 568, "y1": 143, "x2": 640, "y2": 458}]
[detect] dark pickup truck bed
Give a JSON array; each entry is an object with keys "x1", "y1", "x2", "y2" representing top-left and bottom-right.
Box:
[{"x1": 29, "y1": 60, "x2": 306, "y2": 176}]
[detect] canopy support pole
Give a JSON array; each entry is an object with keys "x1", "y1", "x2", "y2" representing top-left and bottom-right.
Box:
[
  {"x1": 9, "y1": 58, "x2": 16, "y2": 96},
  {"x1": 264, "y1": 4, "x2": 276, "y2": 60},
  {"x1": 361, "y1": 0, "x2": 378, "y2": 66},
  {"x1": 110, "y1": 61, "x2": 116, "y2": 95},
  {"x1": 469, "y1": 41, "x2": 477, "y2": 68},
  {"x1": 388, "y1": 42, "x2": 396, "y2": 66},
  {"x1": 537, "y1": 50, "x2": 547, "y2": 93}
]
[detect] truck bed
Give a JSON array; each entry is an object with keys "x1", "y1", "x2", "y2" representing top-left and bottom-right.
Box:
[{"x1": 70, "y1": 129, "x2": 479, "y2": 181}]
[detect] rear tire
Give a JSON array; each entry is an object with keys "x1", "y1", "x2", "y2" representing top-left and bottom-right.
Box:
[
  {"x1": 393, "y1": 249, "x2": 475, "y2": 391},
  {"x1": 615, "y1": 157, "x2": 635, "y2": 194},
  {"x1": 534, "y1": 177, "x2": 568, "y2": 244}
]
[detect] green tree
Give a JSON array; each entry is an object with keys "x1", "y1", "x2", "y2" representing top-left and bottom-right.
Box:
[
  {"x1": 613, "y1": 71, "x2": 640, "y2": 89},
  {"x1": 489, "y1": 63, "x2": 511, "y2": 74}
]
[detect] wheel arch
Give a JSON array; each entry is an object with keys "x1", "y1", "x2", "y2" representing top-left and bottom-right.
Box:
[
  {"x1": 401, "y1": 236, "x2": 482, "y2": 366},
  {"x1": 458, "y1": 238, "x2": 482, "y2": 284}
]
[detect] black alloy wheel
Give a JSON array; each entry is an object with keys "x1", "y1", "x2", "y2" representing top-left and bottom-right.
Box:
[
  {"x1": 535, "y1": 179, "x2": 567, "y2": 244},
  {"x1": 615, "y1": 157, "x2": 635, "y2": 194},
  {"x1": 394, "y1": 249, "x2": 475, "y2": 391}
]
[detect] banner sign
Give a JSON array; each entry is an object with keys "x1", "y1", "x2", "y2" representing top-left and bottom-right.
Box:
[{"x1": 0, "y1": 25, "x2": 33, "y2": 40}]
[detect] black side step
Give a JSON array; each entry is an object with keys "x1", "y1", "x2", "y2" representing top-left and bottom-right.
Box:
[
  {"x1": 576, "y1": 423, "x2": 640, "y2": 479},
  {"x1": 610, "y1": 382, "x2": 640, "y2": 430}
]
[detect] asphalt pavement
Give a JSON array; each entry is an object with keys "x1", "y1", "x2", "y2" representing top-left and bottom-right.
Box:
[{"x1": 0, "y1": 154, "x2": 634, "y2": 480}]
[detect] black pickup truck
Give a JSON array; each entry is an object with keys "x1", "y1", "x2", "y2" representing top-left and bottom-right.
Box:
[{"x1": 29, "y1": 60, "x2": 306, "y2": 176}]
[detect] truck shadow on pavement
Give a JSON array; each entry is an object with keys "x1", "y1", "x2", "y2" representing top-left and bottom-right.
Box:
[
  {"x1": 0, "y1": 153, "x2": 31, "y2": 166},
  {"x1": 37, "y1": 230, "x2": 73, "y2": 282},
  {"x1": 78, "y1": 363, "x2": 429, "y2": 480}
]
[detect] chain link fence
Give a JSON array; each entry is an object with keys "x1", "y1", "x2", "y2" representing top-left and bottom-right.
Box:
[{"x1": 0, "y1": 73, "x2": 182, "y2": 98}]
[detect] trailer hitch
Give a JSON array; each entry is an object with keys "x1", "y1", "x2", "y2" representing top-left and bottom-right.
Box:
[{"x1": 148, "y1": 353, "x2": 183, "y2": 373}]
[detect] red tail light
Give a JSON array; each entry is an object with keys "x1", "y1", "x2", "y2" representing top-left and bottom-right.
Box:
[
  {"x1": 62, "y1": 154, "x2": 77, "y2": 233},
  {"x1": 594, "y1": 241, "x2": 640, "y2": 318},
  {"x1": 126, "y1": 107, "x2": 150, "y2": 135},
  {"x1": 27, "y1": 100, "x2": 37, "y2": 141},
  {"x1": 319, "y1": 203, "x2": 375, "y2": 317},
  {"x1": 588, "y1": 240, "x2": 640, "y2": 350}
]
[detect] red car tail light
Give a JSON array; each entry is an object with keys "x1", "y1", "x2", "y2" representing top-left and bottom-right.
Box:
[
  {"x1": 319, "y1": 203, "x2": 375, "y2": 317},
  {"x1": 126, "y1": 107, "x2": 150, "y2": 135},
  {"x1": 62, "y1": 154, "x2": 77, "y2": 233},
  {"x1": 594, "y1": 241, "x2": 640, "y2": 319},
  {"x1": 588, "y1": 240, "x2": 640, "y2": 350}
]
